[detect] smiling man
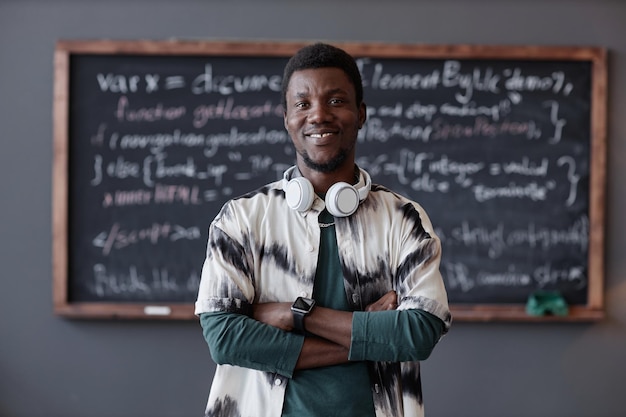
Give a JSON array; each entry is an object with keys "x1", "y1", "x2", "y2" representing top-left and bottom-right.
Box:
[
  {"x1": 195, "y1": 43, "x2": 451, "y2": 417},
  {"x1": 285, "y1": 65, "x2": 364, "y2": 175}
]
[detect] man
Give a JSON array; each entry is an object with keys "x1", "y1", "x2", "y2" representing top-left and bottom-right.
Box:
[{"x1": 195, "y1": 43, "x2": 451, "y2": 417}]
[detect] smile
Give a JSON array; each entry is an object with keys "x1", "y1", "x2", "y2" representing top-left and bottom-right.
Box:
[{"x1": 309, "y1": 132, "x2": 335, "y2": 138}]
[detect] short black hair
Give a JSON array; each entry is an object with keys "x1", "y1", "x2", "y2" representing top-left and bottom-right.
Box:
[{"x1": 281, "y1": 43, "x2": 364, "y2": 106}]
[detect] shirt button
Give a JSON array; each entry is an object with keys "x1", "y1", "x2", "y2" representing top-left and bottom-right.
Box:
[
  {"x1": 307, "y1": 245, "x2": 314, "y2": 252},
  {"x1": 300, "y1": 291, "x2": 307, "y2": 297},
  {"x1": 274, "y1": 378, "x2": 282, "y2": 386}
]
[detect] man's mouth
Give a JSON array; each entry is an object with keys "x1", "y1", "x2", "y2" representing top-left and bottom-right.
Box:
[{"x1": 309, "y1": 132, "x2": 335, "y2": 139}]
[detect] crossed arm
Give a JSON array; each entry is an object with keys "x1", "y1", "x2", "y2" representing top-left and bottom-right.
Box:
[
  {"x1": 200, "y1": 291, "x2": 444, "y2": 375},
  {"x1": 252, "y1": 291, "x2": 399, "y2": 370}
]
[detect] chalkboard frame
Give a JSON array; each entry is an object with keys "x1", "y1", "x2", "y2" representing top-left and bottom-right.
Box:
[{"x1": 53, "y1": 40, "x2": 607, "y2": 321}]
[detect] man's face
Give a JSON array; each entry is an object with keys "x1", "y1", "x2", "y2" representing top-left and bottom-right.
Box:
[{"x1": 283, "y1": 67, "x2": 366, "y2": 173}]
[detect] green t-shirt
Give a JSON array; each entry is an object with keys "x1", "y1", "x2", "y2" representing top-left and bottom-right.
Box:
[{"x1": 282, "y1": 210, "x2": 376, "y2": 417}]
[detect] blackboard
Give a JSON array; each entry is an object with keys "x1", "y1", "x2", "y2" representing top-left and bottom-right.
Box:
[{"x1": 53, "y1": 40, "x2": 607, "y2": 321}]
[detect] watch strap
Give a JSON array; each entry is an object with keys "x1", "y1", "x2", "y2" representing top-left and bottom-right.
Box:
[{"x1": 292, "y1": 310, "x2": 306, "y2": 334}]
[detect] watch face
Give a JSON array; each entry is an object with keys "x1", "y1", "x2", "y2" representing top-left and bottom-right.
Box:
[{"x1": 293, "y1": 297, "x2": 314, "y2": 312}]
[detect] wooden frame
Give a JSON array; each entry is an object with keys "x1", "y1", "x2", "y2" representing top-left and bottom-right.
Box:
[{"x1": 53, "y1": 40, "x2": 607, "y2": 320}]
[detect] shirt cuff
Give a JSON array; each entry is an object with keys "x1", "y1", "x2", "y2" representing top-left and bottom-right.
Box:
[
  {"x1": 348, "y1": 311, "x2": 368, "y2": 361},
  {"x1": 278, "y1": 333, "x2": 305, "y2": 378}
]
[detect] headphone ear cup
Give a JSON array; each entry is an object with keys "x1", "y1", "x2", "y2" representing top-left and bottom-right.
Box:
[
  {"x1": 285, "y1": 177, "x2": 315, "y2": 212},
  {"x1": 325, "y1": 182, "x2": 360, "y2": 217}
]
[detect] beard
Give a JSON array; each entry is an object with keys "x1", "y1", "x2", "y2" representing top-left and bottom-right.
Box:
[{"x1": 300, "y1": 148, "x2": 348, "y2": 173}]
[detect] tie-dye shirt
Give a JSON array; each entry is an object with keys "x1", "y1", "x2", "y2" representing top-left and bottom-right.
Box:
[{"x1": 195, "y1": 167, "x2": 452, "y2": 417}]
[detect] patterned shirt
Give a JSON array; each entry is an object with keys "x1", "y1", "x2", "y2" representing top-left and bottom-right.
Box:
[{"x1": 195, "y1": 167, "x2": 452, "y2": 417}]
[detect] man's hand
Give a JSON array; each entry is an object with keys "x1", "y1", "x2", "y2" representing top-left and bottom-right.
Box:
[{"x1": 365, "y1": 290, "x2": 398, "y2": 312}]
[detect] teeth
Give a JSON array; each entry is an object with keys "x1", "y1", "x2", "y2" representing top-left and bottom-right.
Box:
[{"x1": 310, "y1": 133, "x2": 333, "y2": 138}]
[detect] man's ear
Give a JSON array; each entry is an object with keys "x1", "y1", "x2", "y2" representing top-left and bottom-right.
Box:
[{"x1": 358, "y1": 102, "x2": 367, "y2": 129}]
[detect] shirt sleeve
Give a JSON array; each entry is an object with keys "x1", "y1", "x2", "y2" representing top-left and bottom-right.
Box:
[
  {"x1": 200, "y1": 311, "x2": 304, "y2": 378},
  {"x1": 349, "y1": 309, "x2": 445, "y2": 362}
]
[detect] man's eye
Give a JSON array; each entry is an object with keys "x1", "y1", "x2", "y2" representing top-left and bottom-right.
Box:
[
  {"x1": 329, "y1": 98, "x2": 344, "y2": 105},
  {"x1": 295, "y1": 102, "x2": 309, "y2": 109}
]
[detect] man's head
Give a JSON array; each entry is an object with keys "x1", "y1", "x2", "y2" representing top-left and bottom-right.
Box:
[
  {"x1": 281, "y1": 44, "x2": 366, "y2": 178},
  {"x1": 281, "y1": 43, "x2": 364, "y2": 107}
]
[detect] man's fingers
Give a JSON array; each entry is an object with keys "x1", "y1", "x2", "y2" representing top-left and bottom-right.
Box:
[{"x1": 365, "y1": 291, "x2": 398, "y2": 311}]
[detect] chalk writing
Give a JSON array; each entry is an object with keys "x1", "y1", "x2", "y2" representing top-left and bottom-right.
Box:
[
  {"x1": 66, "y1": 51, "x2": 595, "y2": 307},
  {"x1": 115, "y1": 96, "x2": 186, "y2": 122},
  {"x1": 191, "y1": 64, "x2": 282, "y2": 95},
  {"x1": 92, "y1": 222, "x2": 202, "y2": 256},
  {"x1": 92, "y1": 264, "x2": 200, "y2": 298}
]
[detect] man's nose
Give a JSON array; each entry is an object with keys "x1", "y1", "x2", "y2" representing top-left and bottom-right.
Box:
[{"x1": 308, "y1": 103, "x2": 333, "y2": 123}]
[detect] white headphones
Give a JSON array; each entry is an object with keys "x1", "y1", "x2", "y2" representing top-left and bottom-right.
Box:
[{"x1": 282, "y1": 166, "x2": 371, "y2": 217}]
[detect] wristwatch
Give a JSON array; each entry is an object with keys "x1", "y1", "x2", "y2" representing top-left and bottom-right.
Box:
[{"x1": 291, "y1": 297, "x2": 316, "y2": 334}]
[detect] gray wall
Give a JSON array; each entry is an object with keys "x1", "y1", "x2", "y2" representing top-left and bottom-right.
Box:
[{"x1": 1, "y1": 1, "x2": 625, "y2": 416}]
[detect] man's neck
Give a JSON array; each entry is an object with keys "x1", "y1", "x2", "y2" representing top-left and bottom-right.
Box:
[{"x1": 298, "y1": 163, "x2": 358, "y2": 194}]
